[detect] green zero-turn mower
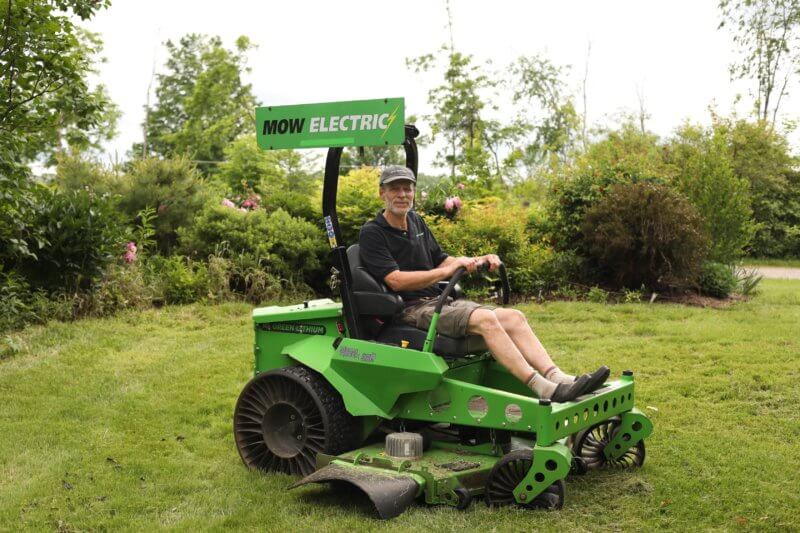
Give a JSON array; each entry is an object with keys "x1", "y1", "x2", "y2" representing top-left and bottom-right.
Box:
[{"x1": 234, "y1": 98, "x2": 653, "y2": 519}]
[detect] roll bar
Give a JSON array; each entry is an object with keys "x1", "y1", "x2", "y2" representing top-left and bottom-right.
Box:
[{"x1": 323, "y1": 125, "x2": 420, "y2": 339}]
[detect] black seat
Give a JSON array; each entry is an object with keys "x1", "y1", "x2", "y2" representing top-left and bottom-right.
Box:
[{"x1": 346, "y1": 244, "x2": 487, "y2": 358}]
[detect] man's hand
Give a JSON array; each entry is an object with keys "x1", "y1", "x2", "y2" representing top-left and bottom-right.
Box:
[
  {"x1": 446, "y1": 256, "x2": 479, "y2": 276},
  {"x1": 479, "y1": 254, "x2": 502, "y2": 272}
]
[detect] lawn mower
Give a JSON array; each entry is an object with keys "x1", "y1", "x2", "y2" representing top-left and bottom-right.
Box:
[{"x1": 234, "y1": 98, "x2": 653, "y2": 518}]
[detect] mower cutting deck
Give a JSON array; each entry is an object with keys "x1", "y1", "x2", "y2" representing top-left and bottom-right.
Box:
[{"x1": 234, "y1": 98, "x2": 653, "y2": 518}]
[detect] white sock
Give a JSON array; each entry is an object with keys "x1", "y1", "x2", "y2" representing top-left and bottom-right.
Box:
[
  {"x1": 545, "y1": 367, "x2": 575, "y2": 385},
  {"x1": 527, "y1": 372, "x2": 558, "y2": 399}
]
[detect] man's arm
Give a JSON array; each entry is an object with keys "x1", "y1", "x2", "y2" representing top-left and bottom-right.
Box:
[{"x1": 383, "y1": 256, "x2": 475, "y2": 292}]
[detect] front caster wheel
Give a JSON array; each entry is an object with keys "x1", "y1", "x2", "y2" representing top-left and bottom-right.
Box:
[
  {"x1": 484, "y1": 450, "x2": 566, "y2": 510},
  {"x1": 233, "y1": 365, "x2": 360, "y2": 476},
  {"x1": 572, "y1": 417, "x2": 646, "y2": 470}
]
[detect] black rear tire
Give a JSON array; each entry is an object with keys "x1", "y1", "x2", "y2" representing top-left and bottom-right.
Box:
[{"x1": 233, "y1": 365, "x2": 361, "y2": 476}]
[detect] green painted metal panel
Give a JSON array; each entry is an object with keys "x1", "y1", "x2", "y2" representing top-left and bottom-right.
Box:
[
  {"x1": 512, "y1": 443, "x2": 572, "y2": 504},
  {"x1": 604, "y1": 407, "x2": 654, "y2": 459},
  {"x1": 252, "y1": 298, "x2": 342, "y2": 323},
  {"x1": 278, "y1": 336, "x2": 448, "y2": 418},
  {"x1": 328, "y1": 338, "x2": 448, "y2": 417},
  {"x1": 255, "y1": 98, "x2": 405, "y2": 150}
]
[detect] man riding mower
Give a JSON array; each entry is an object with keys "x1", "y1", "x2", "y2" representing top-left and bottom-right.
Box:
[{"x1": 234, "y1": 98, "x2": 653, "y2": 518}]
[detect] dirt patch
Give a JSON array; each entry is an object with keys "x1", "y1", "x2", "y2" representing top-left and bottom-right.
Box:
[{"x1": 662, "y1": 293, "x2": 748, "y2": 309}]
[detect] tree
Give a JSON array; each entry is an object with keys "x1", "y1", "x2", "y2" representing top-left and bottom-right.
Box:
[
  {"x1": 667, "y1": 122, "x2": 754, "y2": 263},
  {"x1": 719, "y1": 0, "x2": 800, "y2": 124},
  {"x1": 510, "y1": 54, "x2": 580, "y2": 173},
  {"x1": 0, "y1": 0, "x2": 116, "y2": 166},
  {"x1": 407, "y1": 48, "x2": 496, "y2": 183},
  {"x1": 139, "y1": 34, "x2": 258, "y2": 168}
]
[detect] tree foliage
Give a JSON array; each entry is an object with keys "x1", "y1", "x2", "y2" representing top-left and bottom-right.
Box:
[
  {"x1": 0, "y1": 0, "x2": 117, "y2": 165},
  {"x1": 719, "y1": 0, "x2": 800, "y2": 123},
  {"x1": 667, "y1": 122, "x2": 754, "y2": 262},
  {"x1": 407, "y1": 48, "x2": 496, "y2": 183},
  {"x1": 139, "y1": 34, "x2": 258, "y2": 167}
]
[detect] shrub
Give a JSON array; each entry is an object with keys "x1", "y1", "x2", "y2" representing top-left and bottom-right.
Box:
[
  {"x1": 54, "y1": 154, "x2": 121, "y2": 195},
  {"x1": 586, "y1": 286, "x2": 609, "y2": 303},
  {"x1": 724, "y1": 120, "x2": 800, "y2": 258},
  {"x1": 698, "y1": 262, "x2": 738, "y2": 298},
  {"x1": 178, "y1": 205, "x2": 327, "y2": 290},
  {"x1": 427, "y1": 203, "x2": 571, "y2": 296},
  {"x1": 580, "y1": 182, "x2": 709, "y2": 291},
  {"x1": 0, "y1": 270, "x2": 34, "y2": 332},
  {"x1": 116, "y1": 156, "x2": 207, "y2": 254},
  {"x1": 546, "y1": 122, "x2": 672, "y2": 251},
  {"x1": 667, "y1": 123, "x2": 754, "y2": 263},
  {"x1": 147, "y1": 255, "x2": 210, "y2": 304},
  {"x1": 21, "y1": 188, "x2": 127, "y2": 293},
  {"x1": 1, "y1": 172, "x2": 44, "y2": 266}
]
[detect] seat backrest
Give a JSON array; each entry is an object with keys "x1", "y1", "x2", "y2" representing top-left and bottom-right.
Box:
[{"x1": 346, "y1": 244, "x2": 388, "y2": 293}]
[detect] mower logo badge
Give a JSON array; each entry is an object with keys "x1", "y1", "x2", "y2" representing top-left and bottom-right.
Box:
[
  {"x1": 258, "y1": 322, "x2": 326, "y2": 335},
  {"x1": 255, "y1": 98, "x2": 404, "y2": 150},
  {"x1": 338, "y1": 346, "x2": 376, "y2": 363}
]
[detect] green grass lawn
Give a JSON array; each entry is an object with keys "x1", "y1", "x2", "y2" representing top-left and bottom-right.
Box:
[
  {"x1": 1, "y1": 280, "x2": 799, "y2": 531},
  {"x1": 741, "y1": 257, "x2": 800, "y2": 268}
]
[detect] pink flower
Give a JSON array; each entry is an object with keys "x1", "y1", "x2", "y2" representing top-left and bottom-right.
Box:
[
  {"x1": 124, "y1": 251, "x2": 136, "y2": 263},
  {"x1": 242, "y1": 199, "x2": 254, "y2": 209},
  {"x1": 457, "y1": 183, "x2": 465, "y2": 190},
  {"x1": 222, "y1": 198, "x2": 236, "y2": 208},
  {"x1": 453, "y1": 196, "x2": 463, "y2": 209},
  {"x1": 444, "y1": 197, "x2": 455, "y2": 212},
  {"x1": 126, "y1": 242, "x2": 137, "y2": 253}
]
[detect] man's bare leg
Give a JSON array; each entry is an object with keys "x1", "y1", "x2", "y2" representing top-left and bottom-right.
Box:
[
  {"x1": 467, "y1": 309, "x2": 533, "y2": 382},
  {"x1": 467, "y1": 309, "x2": 589, "y2": 401},
  {"x1": 492, "y1": 308, "x2": 558, "y2": 373}
]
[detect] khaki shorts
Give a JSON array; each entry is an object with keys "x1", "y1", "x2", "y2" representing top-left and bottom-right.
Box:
[{"x1": 401, "y1": 297, "x2": 495, "y2": 338}]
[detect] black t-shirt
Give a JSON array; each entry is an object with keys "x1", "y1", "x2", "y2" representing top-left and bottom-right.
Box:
[{"x1": 358, "y1": 210, "x2": 448, "y2": 301}]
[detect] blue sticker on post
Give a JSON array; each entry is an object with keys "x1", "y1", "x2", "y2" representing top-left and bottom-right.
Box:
[{"x1": 324, "y1": 216, "x2": 337, "y2": 249}]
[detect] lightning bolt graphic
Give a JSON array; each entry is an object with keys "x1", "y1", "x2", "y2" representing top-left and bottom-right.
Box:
[{"x1": 382, "y1": 104, "x2": 400, "y2": 138}]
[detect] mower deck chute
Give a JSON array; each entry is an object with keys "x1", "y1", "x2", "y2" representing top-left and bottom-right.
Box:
[{"x1": 289, "y1": 462, "x2": 421, "y2": 519}]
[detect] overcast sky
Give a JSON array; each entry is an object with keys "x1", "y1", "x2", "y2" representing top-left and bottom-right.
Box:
[{"x1": 85, "y1": 0, "x2": 799, "y2": 173}]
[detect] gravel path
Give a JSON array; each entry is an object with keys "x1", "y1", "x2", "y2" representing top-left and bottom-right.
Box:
[{"x1": 749, "y1": 266, "x2": 800, "y2": 280}]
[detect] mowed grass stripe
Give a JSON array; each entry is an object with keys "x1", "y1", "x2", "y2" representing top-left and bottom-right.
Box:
[{"x1": 1, "y1": 282, "x2": 798, "y2": 530}]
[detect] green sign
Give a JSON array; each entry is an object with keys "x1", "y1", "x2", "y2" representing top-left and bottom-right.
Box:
[{"x1": 255, "y1": 97, "x2": 404, "y2": 150}]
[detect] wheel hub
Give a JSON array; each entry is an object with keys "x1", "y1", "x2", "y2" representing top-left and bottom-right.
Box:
[{"x1": 262, "y1": 402, "x2": 306, "y2": 458}]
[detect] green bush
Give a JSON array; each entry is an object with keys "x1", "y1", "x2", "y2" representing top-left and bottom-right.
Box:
[
  {"x1": 0, "y1": 270, "x2": 34, "y2": 332},
  {"x1": 580, "y1": 182, "x2": 708, "y2": 291},
  {"x1": 699, "y1": 262, "x2": 738, "y2": 298},
  {"x1": 586, "y1": 286, "x2": 609, "y2": 303},
  {"x1": 667, "y1": 123, "x2": 754, "y2": 263},
  {"x1": 147, "y1": 255, "x2": 210, "y2": 304},
  {"x1": 116, "y1": 156, "x2": 207, "y2": 254},
  {"x1": 1, "y1": 172, "x2": 44, "y2": 266},
  {"x1": 427, "y1": 203, "x2": 572, "y2": 295},
  {"x1": 22, "y1": 188, "x2": 127, "y2": 293},
  {"x1": 178, "y1": 205, "x2": 327, "y2": 290},
  {"x1": 546, "y1": 122, "x2": 672, "y2": 251},
  {"x1": 217, "y1": 135, "x2": 318, "y2": 220},
  {"x1": 54, "y1": 154, "x2": 121, "y2": 195}
]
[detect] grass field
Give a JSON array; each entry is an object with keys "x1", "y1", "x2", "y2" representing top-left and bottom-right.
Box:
[
  {"x1": 1, "y1": 280, "x2": 799, "y2": 531},
  {"x1": 741, "y1": 257, "x2": 800, "y2": 268}
]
